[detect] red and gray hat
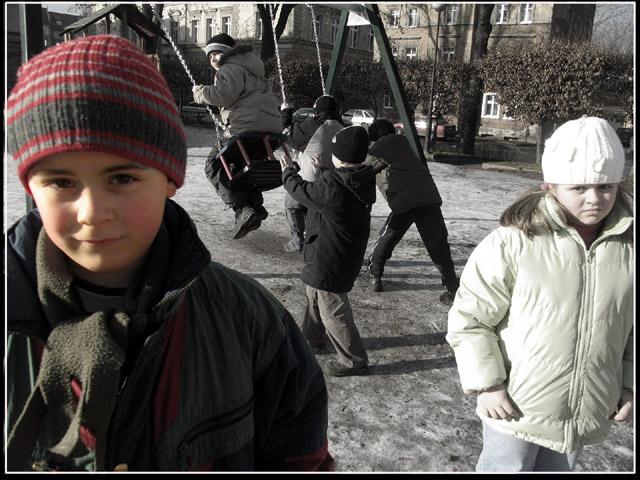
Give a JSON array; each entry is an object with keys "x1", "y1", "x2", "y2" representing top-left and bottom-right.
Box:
[{"x1": 6, "y1": 34, "x2": 187, "y2": 193}]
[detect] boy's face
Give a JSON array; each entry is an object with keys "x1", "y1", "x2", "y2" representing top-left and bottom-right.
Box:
[
  {"x1": 209, "y1": 51, "x2": 223, "y2": 70},
  {"x1": 551, "y1": 183, "x2": 618, "y2": 227},
  {"x1": 27, "y1": 152, "x2": 177, "y2": 287}
]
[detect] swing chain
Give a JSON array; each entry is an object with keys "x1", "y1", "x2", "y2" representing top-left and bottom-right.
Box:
[
  {"x1": 268, "y1": 3, "x2": 287, "y2": 106},
  {"x1": 306, "y1": 4, "x2": 326, "y2": 95},
  {"x1": 150, "y1": 4, "x2": 225, "y2": 149}
]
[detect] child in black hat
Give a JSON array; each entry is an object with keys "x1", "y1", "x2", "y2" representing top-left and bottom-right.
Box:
[{"x1": 279, "y1": 126, "x2": 376, "y2": 376}]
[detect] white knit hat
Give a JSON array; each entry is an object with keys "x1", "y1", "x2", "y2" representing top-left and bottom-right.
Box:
[{"x1": 541, "y1": 116, "x2": 625, "y2": 184}]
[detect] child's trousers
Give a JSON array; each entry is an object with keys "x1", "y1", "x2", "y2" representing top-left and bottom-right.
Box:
[
  {"x1": 477, "y1": 421, "x2": 582, "y2": 472},
  {"x1": 302, "y1": 286, "x2": 368, "y2": 369}
]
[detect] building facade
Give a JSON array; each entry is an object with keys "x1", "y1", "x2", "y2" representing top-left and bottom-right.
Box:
[{"x1": 376, "y1": 3, "x2": 596, "y2": 139}]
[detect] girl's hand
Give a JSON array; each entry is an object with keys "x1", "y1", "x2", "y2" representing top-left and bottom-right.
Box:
[
  {"x1": 478, "y1": 383, "x2": 520, "y2": 420},
  {"x1": 613, "y1": 388, "x2": 633, "y2": 422}
]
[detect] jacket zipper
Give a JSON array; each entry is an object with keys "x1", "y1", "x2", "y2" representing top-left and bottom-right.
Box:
[{"x1": 177, "y1": 398, "x2": 254, "y2": 456}]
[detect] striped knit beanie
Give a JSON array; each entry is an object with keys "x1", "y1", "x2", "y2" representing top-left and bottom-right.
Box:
[
  {"x1": 205, "y1": 33, "x2": 235, "y2": 56},
  {"x1": 6, "y1": 35, "x2": 187, "y2": 193}
]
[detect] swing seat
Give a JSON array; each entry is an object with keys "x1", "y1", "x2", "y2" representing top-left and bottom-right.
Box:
[{"x1": 216, "y1": 132, "x2": 290, "y2": 192}]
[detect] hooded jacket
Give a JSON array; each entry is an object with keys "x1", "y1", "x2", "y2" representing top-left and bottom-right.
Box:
[
  {"x1": 366, "y1": 134, "x2": 442, "y2": 213},
  {"x1": 6, "y1": 200, "x2": 333, "y2": 471},
  {"x1": 446, "y1": 195, "x2": 634, "y2": 454},
  {"x1": 282, "y1": 165, "x2": 376, "y2": 293},
  {"x1": 193, "y1": 45, "x2": 281, "y2": 136}
]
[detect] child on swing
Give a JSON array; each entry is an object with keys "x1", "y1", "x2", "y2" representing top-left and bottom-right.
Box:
[
  {"x1": 5, "y1": 35, "x2": 333, "y2": 472},
  {"x1": 193, "y1": 33, "x2": 282, "y2": 239},
  {"x1": 446, "y1": 116, "x2": 633, "y2": 472}
]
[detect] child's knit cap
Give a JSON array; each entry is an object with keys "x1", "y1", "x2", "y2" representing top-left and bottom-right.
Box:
[
  {"x1": 205, "y1": 33, "x2": 236, "y2": 56},
  {"x1": 313, "y1": 95, "x2": 338, "y2": 114},
  {"x1": 6, "y1": 35, "x2": 187, "y2": 193},
  {"x1": 332, "y1": 126, "x2": 369, "y2": 164},
  {"x1": 368, "y1": 119, "x2": 395, "y2": 142},
  {"x1": 542, "y1": 116, "x2": 625, "y2": 185}
]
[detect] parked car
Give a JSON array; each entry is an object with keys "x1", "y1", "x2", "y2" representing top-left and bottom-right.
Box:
[
  {"x1": 394, "y1": 115, "x2": 457, "y2": 139},
  {"x1": 292, "y1": 107, "x2": 315, "y2": 123},
  {"x1": 342, "y1": 109, "x2": 375, "y2": 128}
]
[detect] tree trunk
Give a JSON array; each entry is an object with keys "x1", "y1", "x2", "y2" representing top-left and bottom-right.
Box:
[
  {"x1": 458, "y1": 4, "x2": 494, "y2": 155},
  {"x1": 257, "y1": 4, "x2": 295, "y2": 62}
]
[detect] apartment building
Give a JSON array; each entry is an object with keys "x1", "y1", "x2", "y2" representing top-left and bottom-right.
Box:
[{"x1": 376, "y1": 3, "x2": 596, "y2": 138}]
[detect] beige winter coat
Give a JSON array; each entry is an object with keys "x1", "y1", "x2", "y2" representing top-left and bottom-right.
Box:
[
  {"x1": 447, "y1": 195, "x2": 634, "y2": 453},
  {"x1": 193, "y1": 46, "x2": 281, "y2": 137}
]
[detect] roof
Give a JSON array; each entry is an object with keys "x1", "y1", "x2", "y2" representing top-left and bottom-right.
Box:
[{"x1": 61, "y1": 4, "x2": 168, "y2": 41}]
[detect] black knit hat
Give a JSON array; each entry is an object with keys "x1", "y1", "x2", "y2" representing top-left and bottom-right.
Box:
[
  {"x1": 332, "y1": 126, "x2": 370, "y2": 164},
  {"x1": 368, "y1": 119, "x2": 396, "y2": 142},
  {"x1": 205, "y1": 33, "x2": 236, "y2": 56},
  {"x1": 313, "y1": 95, "x2": 338, "y2": 114}
]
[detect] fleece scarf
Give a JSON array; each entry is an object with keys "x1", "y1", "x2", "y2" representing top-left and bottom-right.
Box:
[{"x1": 7, "y1": 225, "x2": 170, "y2": 471}]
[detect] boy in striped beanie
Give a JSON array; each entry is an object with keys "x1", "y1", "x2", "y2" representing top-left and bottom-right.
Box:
[{"x1": 5, "y1": 35, "x2": 333, "y2": 472}]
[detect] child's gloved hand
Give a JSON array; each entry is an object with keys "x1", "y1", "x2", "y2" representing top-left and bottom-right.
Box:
[{"x1": 477, "y1": 383, "x2": 520, "y2": 420}]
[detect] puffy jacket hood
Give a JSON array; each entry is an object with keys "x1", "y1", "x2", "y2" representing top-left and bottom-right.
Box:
[
  {"x1": 334, "y1": 165, "x2": 377, "y2": 208},
  {"x1": 219, "y1": 45, "x2": 265, "y2": 78}
]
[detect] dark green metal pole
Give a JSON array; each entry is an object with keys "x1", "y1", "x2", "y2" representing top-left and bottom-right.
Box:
[
  {"x1": 362, "y1": 4, "x2": 425, "y2": 163},
  {"x1": 324, "y1": 10, "x2": 349, "y2": 97}
]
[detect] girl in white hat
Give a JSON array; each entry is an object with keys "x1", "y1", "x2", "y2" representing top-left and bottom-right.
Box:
[{"x1": 446, "y1": 117, "x2": 633, "y2": 471}]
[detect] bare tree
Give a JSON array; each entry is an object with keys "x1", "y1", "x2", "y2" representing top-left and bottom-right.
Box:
[
  {"x1": 257, "y1": 3, "x2": 296, "y2": 61},
  {"x1": 591, "y1": 3, "x2": 634, "y2": 54}
]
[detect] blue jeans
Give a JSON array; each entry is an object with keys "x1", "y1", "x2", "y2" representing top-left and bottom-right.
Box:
[{"x1": 477, "y1": 421, "x2": 582, "y2": 472}]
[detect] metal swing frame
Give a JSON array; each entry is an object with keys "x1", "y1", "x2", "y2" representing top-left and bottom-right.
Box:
[{"x1": 326, "y1": 4, "x2": 426, "y2": 163}]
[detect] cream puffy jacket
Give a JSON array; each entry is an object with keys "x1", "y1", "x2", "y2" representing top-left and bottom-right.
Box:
[{"x1": 447, "y1": 195, "x2": 634, "y2": 454}]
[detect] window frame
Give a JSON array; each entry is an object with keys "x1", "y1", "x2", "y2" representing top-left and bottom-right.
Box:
[
  {"x1": 518, "y1": 3, "x2": 534, "y2": 24},
  {"x1": 495, "y1": 4, "x2": 509, "y2": 24},
  {"x1": 221, "y1": 15, "x2": 231, "y2": 35},
  {"x1": 405, "y1": 47, "x2": 417, "y2": 60},
  {"x1": 444, "y1": 5, "x2": 459, "y2": 25},
  {"x1": 408, "y1": 7, "x2": 419, "y2": 27},
  {"x1": 481, "y1": 93, "x2": 501, "y2": 119}
]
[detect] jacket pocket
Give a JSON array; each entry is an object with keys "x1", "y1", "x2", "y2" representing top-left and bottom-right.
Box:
[
  {"x1": 176, "y1": 398, "x2": 254, "y2": 470},
  {"x1": 303, "y1": 234, "x2": 318, "y2": 263}
]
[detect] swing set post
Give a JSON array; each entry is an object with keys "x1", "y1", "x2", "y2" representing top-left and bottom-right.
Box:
[{"x1": 324, "y1": 4, "x2": 426, "y2": 164}]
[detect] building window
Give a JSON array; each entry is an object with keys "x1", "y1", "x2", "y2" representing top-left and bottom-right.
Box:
[
  {"x1": 389, "y1": 9, "x2": 400, "y2": 28},
  {"x1": 191, "y1": 20, "x2": 199, "y2": 43},
  {"x1": 441, "y1": 45, "x2": 455, "y2": 61},
  {"x1": 256, "y1": 17, "x2": 263, "y2": 40},
  {"x1": 171, "y1": 21, "x2": 179, "y2": 42},
  {"x1": 408, "y1": 8, "x2": 419, "y2": 27},
  {"x1": 482, "y1": 93, "x2": 500, "y2": 118},
  {"x1": 444, "y1": 5, "x2": 459, "y2": 25},
  {"x1": 519, "y1": 4, "x2": 534, "y2": 23},
  {"x1": 350, "y1": 26, "x2": 358, "y2": 48},
  {"x1": 405, "y1": 47, "x2": 417, "y2": 60},
  {"x1": 331, "y1": 18, "x2": 339, "y2": 44},
  {"x1": 495, "y1": 4, "x2": 509, "y2": 24},
  {"x1": 392, "y1": 45, "x2": 398, "y2": 57},
  {"x1": 383, "y1": 92, "x2": 393, "y2": 109},
  {"x1": 222, "y1": 15, "x2": 231, "y2": 34},
  {"x1": 311, "y1": 13, "x2": 323, "y2": 41},
  {"x1": 206, "y1": 18, "x2": 215, "y2": 39},
  {"x1": 368, "y1": 27, "x2": 374, "y2": 51}
]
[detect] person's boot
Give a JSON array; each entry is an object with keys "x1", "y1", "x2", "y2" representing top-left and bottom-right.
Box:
[
  {"x1": 368, "y1": 273, "x2": 383, "y2": 292},
  {"x1": 233, "y1": 206, "x2": 259, "y2": 239}
]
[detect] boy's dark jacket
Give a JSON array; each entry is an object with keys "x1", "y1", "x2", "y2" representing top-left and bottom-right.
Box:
[
  {"x1": 6, "y1": 200, "x2": 333, "y2": 472},
  {"x1": 282, "y1": 165, "x2": 376, "y2": 293}
]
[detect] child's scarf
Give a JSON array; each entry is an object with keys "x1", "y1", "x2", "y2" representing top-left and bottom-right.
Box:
[{"x1": 7, "y1": 225, "x2": 170, "y2": 471}]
